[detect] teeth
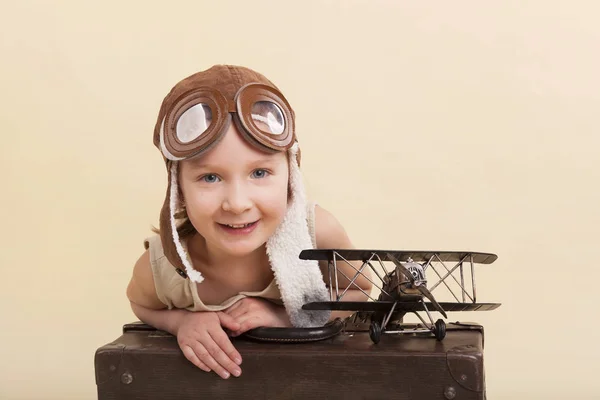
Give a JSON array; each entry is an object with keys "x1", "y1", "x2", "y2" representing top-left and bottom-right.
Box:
[{"x1": 226, "y1": 223, "x2": 252, "y2": 228}]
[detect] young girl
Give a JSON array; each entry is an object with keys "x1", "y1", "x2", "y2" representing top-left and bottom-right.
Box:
[{"x1": 126, "y1": 65, "x2": 372, "y2": 380}]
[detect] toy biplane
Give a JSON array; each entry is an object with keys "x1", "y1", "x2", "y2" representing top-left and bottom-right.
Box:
[{"x1": 299, "y1": 249, "x2": 500, "y2": 344}]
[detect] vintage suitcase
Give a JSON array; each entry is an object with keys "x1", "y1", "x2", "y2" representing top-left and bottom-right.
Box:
[{"x1": 95, "y1": 320, "x2": 488, "y2": 400}]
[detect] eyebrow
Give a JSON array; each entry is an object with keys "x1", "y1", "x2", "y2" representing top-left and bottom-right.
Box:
[{"x1": 187, "y1": 156, "x2": 280, "y2": 171}]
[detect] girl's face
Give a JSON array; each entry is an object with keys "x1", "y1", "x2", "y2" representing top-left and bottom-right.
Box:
[{"x1": 178, "y1": 123, "x2": 289, "y2": 259}]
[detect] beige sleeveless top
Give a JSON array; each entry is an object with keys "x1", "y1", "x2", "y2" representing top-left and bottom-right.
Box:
[{"x1": 143, "y1": 201, "x2": 318, "y2": 311}]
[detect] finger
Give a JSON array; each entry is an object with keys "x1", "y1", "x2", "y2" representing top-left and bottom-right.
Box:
[
  {"x1": 233, "y1": 311, "x2": 259, "y2": 326},
  {"x1": 181, "y1": 345, "x2": 211, "y2": 372},
  {"x1": 230, "y1": 316, "x2": 261, "y2": 337},
  {"x1": 224, "y1": 300, "x2": 244, "y2": 315},
  {"x1": 204, "y1": 333, "x2": 242, "y2": 378},
  {"x1": 217, "y1": 311, "x2": 242, "y2": 332},
  {"x1": 211, "y1": 326, "x2": 243, "y2": 366},
  {"x1": 237, "y1": 316, "x2": 263, "y2": 334},
  {"x1": 226, "y1": 307, "x2": 247, "y2": 320},
  {"x1": 191, "y1": 341, "x2": 233, "y2": 379}
]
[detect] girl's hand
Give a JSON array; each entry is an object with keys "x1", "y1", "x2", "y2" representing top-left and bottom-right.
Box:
[
  {"x1": 224, "y1": 297, "x2": 292, "y2": 336},
  {"x1": 175, "y1": 311, "x2": 243, "y2": 379}
]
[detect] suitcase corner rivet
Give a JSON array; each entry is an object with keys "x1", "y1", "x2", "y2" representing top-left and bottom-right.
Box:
[
  {"x1": 460, "y1": 374, "x2": 468, "y2": 381},
  {"x1": 121, "y1": 372, "x2": 133, "y2": 385},
  {"x1": 444, "y1": 386, "x2": 456, "y2": 399}
]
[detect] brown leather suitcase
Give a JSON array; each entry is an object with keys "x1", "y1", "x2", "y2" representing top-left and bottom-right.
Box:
[{"x1": 95, "y1": 320, "x2": 487, "y2": 400}]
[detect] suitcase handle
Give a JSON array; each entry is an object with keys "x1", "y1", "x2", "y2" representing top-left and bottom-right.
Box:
[{"x1": 242, "y1": 318, "x2": 344, "y2": 343}]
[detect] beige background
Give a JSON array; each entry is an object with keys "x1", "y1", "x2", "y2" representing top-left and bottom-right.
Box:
[{"x1": 1, "y1": 1, "x2": 598, "y2": 399}]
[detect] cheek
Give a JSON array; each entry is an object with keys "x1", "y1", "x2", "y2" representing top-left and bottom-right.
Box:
[
  {"x1": 258, "y1": 180, "x2": 289, "y2": 219},
  {"x1": 181, "y1": 186, "x2": 219, "y2": 221}
]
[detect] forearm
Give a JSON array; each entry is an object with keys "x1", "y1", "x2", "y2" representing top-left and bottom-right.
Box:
[
  {"x1": 130, "y1": 301, "x2": 189, "y2": 335},
  {"x1": 328, "y1": 288, "x2": 371, "y2": 321}
]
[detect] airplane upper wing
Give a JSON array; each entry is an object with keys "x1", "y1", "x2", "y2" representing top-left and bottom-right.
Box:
[
  {"x1": 299, "y1": 249, "x2": 498, "y2": 264},
  {"x1": 302, "y1": 301, "x2": 501, "y2": 312}
]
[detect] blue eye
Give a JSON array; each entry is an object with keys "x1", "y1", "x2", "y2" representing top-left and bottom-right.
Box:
[
  {"x1": 201, "y1": 174, "x2": 220, "y2": 183},
  {"x1": 252, "y1": 169, "x2": 269, "y2": 179}
]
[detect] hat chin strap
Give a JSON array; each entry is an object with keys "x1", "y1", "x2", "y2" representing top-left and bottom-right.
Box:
[{"x1": 167, "y1": 143, "x2": 330, "y2": 327}]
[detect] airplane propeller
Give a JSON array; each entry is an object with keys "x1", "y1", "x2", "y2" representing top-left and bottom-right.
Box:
[{"x1": 386, "y1": 253, "x2": 448, "y2": 319}]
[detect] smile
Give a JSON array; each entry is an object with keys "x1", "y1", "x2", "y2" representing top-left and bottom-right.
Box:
[{"x1": 218, "y1": 220, "x2": 260, "y2": 235}]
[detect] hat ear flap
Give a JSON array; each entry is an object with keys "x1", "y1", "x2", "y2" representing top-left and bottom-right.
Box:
[
  {"x1": 159, "y1": 165, "x2": 179, "y2": 269},
  {"x1": 265, "y1": 143, "x2": 330, "y2": 327},
  {"x1": 296, "y1": 146, "x2": 301, "y2": 167},
  {"x1": 160, "y1": 161, "x2": 204, "y2": 283}
]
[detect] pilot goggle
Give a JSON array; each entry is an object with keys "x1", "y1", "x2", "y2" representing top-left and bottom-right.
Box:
[{"x1": 159, "y1": 83, "x2": 295, "y2": 161}]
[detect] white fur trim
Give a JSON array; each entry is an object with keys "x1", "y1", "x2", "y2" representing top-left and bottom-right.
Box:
[
  {"x1": 169, "y1": 162, "x2": 204, "y2": 283},
  {"x1": 160, "y1": 118, "x2": 185, "y2": 161},
  {"x1": 265, "y1": 143, "x2": 330, "y2": 327}
]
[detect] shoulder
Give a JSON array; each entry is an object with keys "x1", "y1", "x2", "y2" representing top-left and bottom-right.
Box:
[
  {"x1": 313, "y1": 205, "x2": 373, "y2": 291},
  {"x1": 126, "y1": 247, "x2": 168, "y2": 310},
  {"x1": 313, "y1": 204, "x2": 354, "y2": 250}
]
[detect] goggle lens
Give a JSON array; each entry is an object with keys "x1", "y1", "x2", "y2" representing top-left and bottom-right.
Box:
[
  {"x1": 251, "y1": 101, "x2": 285, "y2": 135},
  {"x1": 176, "y1": 103, "x2": 213, "y2": 143}
]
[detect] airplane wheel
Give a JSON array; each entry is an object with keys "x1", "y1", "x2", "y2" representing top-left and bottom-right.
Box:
[
  {"x1": 434, "y1": 319, "x2": 446, "y2": 341},
  {"x1": 369, "y1": 321, "x2": 382, "y2": 344}
]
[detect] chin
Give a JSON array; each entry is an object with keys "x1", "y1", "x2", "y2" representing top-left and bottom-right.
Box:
[
  {"x1": 218, "y1": 233, "x2": 269, "y2": 256},
  {"x1": 221, "y1": 241, "x2": 265, "y2": 257}
]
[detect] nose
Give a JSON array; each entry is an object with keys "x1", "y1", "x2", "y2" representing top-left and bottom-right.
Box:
[{"x1": 222, "y1": 182, "x2": 253, "y2": 214}]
